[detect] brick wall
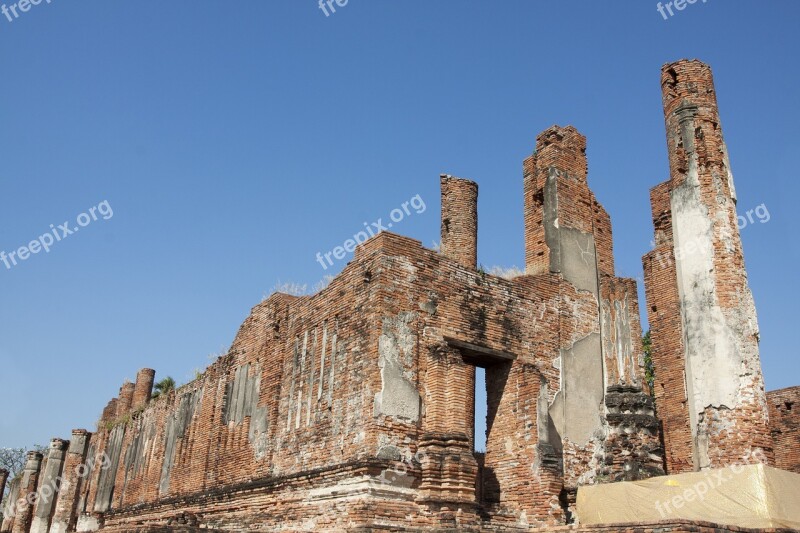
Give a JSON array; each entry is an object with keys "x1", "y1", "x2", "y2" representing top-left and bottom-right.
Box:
[
  {"x1": 63, "y1": 147, "x2": 651, "y2": 530},
  {"x1": 767, "y1": 387, "x2": 800, "y2": 473}
]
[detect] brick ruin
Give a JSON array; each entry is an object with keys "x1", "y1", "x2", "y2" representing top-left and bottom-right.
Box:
[
  {"x1": 642, "y1": 60, "x2": 775, "y2": 475},
  {"x1": 768, "y1": 387, "x2": 800, "y2": 474},
  {"x1": 1, "y1": 60, "x2": 797, "y2": 532}
]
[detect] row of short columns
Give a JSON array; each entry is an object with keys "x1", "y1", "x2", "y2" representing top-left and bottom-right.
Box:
[
  {"x1": 2, "y1": 368, "x2": 155, "y2": 533},
  {"x1": 1, "y1": 433, "x2": 87, "y2": 533}
]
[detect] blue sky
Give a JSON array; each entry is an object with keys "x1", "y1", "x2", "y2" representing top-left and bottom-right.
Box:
[{"x1": 1, "y1": 1, "x2": 798, "y2": 450}]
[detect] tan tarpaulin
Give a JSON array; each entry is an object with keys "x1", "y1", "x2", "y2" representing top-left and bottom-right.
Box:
[{"x1": 576, "y1": 464, "x2": 800, "y2": 529}]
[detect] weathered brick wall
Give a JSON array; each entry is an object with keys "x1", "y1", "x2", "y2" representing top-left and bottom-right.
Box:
[
  {"x1": 68, "y1": 232, "x2": 549, "y2": 530},
  {"x1": 55, "y1": 200, "x2": 648, "y2": 532},
  {"x1": 524, "y1": 126, "x2": 604, "y2": 496},
  {"x1": 643, "y1": 182, "x2": 694, "y2": 474},
  {"x1": 643, "y1": 59, "x2": 773, "y2": 472},
  {"x1": 592, "y1": 200, "x2": 614, "y2": 278},
  {"x1": 87, "y1": 253, "x2": 388, "y2": 520},
  {"x1": 522, "y1": 125, "x2": 654, "y2": 502},
  {"x1": 767, "y1": 387, "x2": 800, "y2": 473}
]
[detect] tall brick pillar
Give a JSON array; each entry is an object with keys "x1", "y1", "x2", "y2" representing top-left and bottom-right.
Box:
[
  {"x1": 418, "y1": 344, "x2": 479, "y2": 527},
  {"x1": 30, "y1": 439, "x2": 68, "y2": 533},
  {"x1": 440, "y1": 175, "x2": 478, "y2": 270},
  {"x1": 524, "y1": 126, "x2": 594, "y2": 277},
  {"x1": 643, "y1": 59, "x2": 772, "y2": 472},
  {"x1": 132, "y1": 368, "x2": 156, "y2": 409},
  {"x1": 523, "y1": 126, "x2": 606, "y2": 488},
  {"x1": 437, "y1": 175, "x2": 479, "y2": 514},
  {"x1": 11, "y1": 451, "x2": 43, "y2": 533},
  {"x1": 49, "y1": 430, "x2": 92, "y2": 533},
  {"x1": 116, "y1": 382, "x2": 135, "y2": 416}
]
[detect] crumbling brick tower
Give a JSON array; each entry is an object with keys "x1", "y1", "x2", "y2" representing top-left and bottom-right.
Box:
[
  {"x1": 643, "y1": 59, "x2": 773, "y2": 473},
  {"x1": 524, "y1": 126, "x2": 663, "y2": 507}
]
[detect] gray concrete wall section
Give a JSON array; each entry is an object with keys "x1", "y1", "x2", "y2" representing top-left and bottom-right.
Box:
[
  {"x1": 600, "y1": 293, "x2": 638, "y2": 387},
  {"x1": 223, "y1": 363, "x2": 269, "y2": 459},
  {"x1": 30, "y1": 440, "x2": 68, "y2": 533},
  {"x1": 543, "y1": 167, "x2": 604, "y2": 449},
  {"x1": 75, "y1": 514, "x2": 100, "y2": 532},
  {"x1": 121, "y1": 412, "x2": 157, "y2": 498},
  {"x1": 94, "y1": 426, "x2": 125, "y2": 513},
  {"x1": 49, "y1": 433, "x2": 91, "y2": 533},
  {"x1": 670, "y1": 105, "x2": 737, "y2": 469},
  {"x1": 77, "y1": 443, "x2": 95, "y2": 517},
  {"x1": 670, "y1": 103, "x2": 766, "y2": 470},
  {"x1": 158, "y1": 388, "x2": 203, "y2": 495},
  {"x1": 374, "y1": 312, "x2": 420, "y2": 423},
  {"x1": 543, "y1": 168, "x2": 599, "y2": 297},
  {"x1": 550, "y1": 334, "x2": 604, "y2": 448}
]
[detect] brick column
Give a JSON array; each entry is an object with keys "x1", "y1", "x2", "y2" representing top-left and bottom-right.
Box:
[
  {"x1": 116, "y1": 382, "x2": 135, "y2": 416},
  {"x1": 644, "y1": 60, "x2": 773, "y2": 472},
  {"x1": 11, "y1": 451, "x2": 43, "y2": 533},
  {"x1": 132, "y1": 368, "x2": 156, "y2": 410},
  {"x1": 418, "y1": 345, "x2": 478, "y2": 509},
  {"x1": 30, "y1": 439, "x2": 68, "y2": 533},
  {"x1": 49, "y1": 430, "x2": 92, "y2": 533},
  {"x1": 524, "y1": 125, "x2": 593, "y2": 277},
  {"x1": 440, "y1": 175, "x2": 478, "y2": 269},
  {"x1": 100, "y1": 399, "x2": 118, "y2": 423}
]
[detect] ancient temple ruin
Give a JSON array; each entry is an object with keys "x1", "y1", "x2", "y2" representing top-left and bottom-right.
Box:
[{"x1": 1, "y1": 59, "x2": 798, "y2": 532}]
